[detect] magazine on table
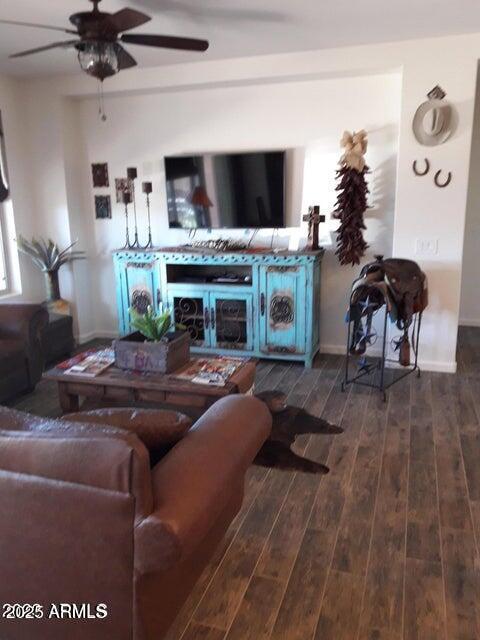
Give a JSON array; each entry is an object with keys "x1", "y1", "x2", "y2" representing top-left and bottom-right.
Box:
[
  {"x1": 174, "y1": 356, "x2": 245, "y2": 386},
  {"x1": 64, "y1": 348, "x2": 115, "y2": 377}
]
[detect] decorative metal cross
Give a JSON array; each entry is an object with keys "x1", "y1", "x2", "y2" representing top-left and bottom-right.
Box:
[{"x1": 302, "y1": 205, "x2": 325, "y2": 250}]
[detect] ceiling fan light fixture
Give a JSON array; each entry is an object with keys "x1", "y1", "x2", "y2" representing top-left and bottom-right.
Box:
[{"x1": 77, "y1": 40, "x2": 118, "y2": 80}]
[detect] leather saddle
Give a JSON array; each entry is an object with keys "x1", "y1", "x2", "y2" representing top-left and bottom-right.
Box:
[{"x1": 348, "y1": 256, "x2": 428, "y2": 365}]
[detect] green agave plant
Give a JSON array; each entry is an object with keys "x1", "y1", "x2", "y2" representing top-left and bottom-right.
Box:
[
  {"x1": 130, "y1": 306, "x2": 179, "y2": 342},
  {"x1": 16, "y1": 236, "x2": 85, "y2": 273}
]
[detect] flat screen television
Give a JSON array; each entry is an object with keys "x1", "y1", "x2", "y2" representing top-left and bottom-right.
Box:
[{"x1": 164, "y1": 150, "x2": 285, "y2": 229}]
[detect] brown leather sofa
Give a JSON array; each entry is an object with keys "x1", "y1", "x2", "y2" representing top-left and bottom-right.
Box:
[
  {"x1": 0, "y1": 396, "x2": 271, "y2": 640},
  {"x1": 0, "y1": 303, "x2": 48, "y2": 402}
]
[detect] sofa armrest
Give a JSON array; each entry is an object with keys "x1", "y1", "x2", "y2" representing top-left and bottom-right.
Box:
[
  {"x1": 134, "y1": 395, "x2": 271, "y2": 574},
  {"x1": 0, "y1": 304, "x2": 48, "y2": 342},
  {"x1": 0, "y1": 304, "x2": 49, "y2": 384}
]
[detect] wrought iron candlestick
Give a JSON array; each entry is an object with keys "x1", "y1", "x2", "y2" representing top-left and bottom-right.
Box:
[
  {"x1": 122, "y1": 188, "x2": 133, "y2": 249},
  {"x1": 127, "y1": 167, "x2": 139, "y2": 247},
  {"x1": 142, "y1": 181, "x2": 153, "y2": 248}
]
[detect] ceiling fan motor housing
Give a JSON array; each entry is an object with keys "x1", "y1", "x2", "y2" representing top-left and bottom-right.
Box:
[{"x1": 69, "y1": 11, "x2": 119, "y2": 41}]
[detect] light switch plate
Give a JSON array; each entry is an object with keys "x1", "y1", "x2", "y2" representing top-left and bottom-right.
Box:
[{"x1": 415, "y1": 237, "x2": 439, "y2": 256}]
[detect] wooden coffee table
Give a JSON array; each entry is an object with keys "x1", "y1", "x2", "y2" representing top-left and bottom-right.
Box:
[{"x1": 44, "y1": 359, "x2": 257, "y2": 415}]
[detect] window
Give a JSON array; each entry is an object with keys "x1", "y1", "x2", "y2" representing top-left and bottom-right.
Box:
[{"x1": 0, "y1": 111, "x2": 10, "y2": 293}]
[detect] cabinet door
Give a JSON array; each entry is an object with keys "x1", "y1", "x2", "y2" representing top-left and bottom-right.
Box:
[
  {"x1": 123, "y1": 259, "x2": 160, "y2": 332},
  {"x1": 259, "y1": 265, "x2": 306, "y2": 355},
  {"x1": 167, "y1": 289, "x2": 211, "y2": 348},
  {"x1": 209, "y1": 291, "x2": 254, "y2": 352}
]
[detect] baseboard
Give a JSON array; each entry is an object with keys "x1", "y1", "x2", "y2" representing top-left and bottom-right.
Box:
[
  {"x1": 76, "y1": 330, "x2": 119, "y2": 345},
  {"x1": 319, "y1": 344, "x2": 456, "y2": 374},
  {"x1": 416, "y1": 359, "x2": 457, "y2": 374},
  {"x1": 95, "y1": 330, "x2": 120, "y2": 339},
  {"x1": 319, "y1": 344, "x2": 383, "y2": 358},
  {"x1": 459, "y1": 318, "x2": 480, "y2": 328},
  {"x1": 319, "y1": 344, "x2": 346, "y2": 355},
  {"x1": 74, "y1": 336, "x2": 457, "y2": 374},
  {"x1": 76, "y1": 331, "x2": 96, "y2": 345}
]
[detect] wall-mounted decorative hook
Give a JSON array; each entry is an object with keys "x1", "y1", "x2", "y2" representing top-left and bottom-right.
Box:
[
  {"x1": 412, "y1": 158, "x2": 430, "y2": 176},
  {"x1": 434, "y1": 170, "x2": 452, "y2": 188}
]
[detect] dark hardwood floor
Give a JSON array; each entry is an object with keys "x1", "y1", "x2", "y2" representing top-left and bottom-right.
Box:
[{"x1": 9, "y1": 328, "x2": 480, "y2": 639}]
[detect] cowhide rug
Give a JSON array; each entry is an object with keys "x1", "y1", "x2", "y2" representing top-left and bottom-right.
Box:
[{"x1": 254, "y1": 390, "x2": 343, "y2": 474}]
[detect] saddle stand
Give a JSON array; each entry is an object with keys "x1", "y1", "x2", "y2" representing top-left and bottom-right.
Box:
[{"x1": 341, "y1": 257, "x2": 425, "y2": 402}]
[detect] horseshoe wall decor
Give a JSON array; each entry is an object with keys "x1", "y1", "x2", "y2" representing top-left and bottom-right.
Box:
[
  {"x1": 434, "y1": 170, "x2": 452, "y2": 188},
  {"x1": 412, "y1": 158, "x2": 430, "y2": 176}
]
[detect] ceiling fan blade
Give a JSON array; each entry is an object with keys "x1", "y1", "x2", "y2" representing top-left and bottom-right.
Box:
[
  {"x1": 110, "y1": 8, "x2": 151, "y2": 32},
  {"x1": 114, "y1": 44, "x2": 137, "y2": 70},
  {"x1": 9, "y1": 40, "x2": 79, "y2": 58},
  {"x1": 121, "y1": 33, "x2": 209, "y2": 52},
  {"x1": 0, "y1": 19, "x2": 77, "y2": 35}
]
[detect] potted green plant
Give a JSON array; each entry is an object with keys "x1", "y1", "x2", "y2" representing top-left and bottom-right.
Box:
[
  {"x1": 16, "y1": 236, "x2": 85, "y2": 315},
  {"x1": 113, "y1": 306, "x2": 190, "y2": 374}
]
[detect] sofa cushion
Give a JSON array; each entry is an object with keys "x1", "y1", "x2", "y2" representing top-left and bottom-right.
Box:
[
  {"x1": 0, "y1": 406, "x2": 154, "y2": 521},
  {"x1": 0, "y1": 338, "x2": 26, "y2": 376}
]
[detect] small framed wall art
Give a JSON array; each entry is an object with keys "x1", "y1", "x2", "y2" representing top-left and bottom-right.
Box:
[
  {"x1": 91, "y1": 162, "x2": 109, "y2": 187},
  {"x1": 95, "y1": 195, "x2": 112, "y2": 219}
]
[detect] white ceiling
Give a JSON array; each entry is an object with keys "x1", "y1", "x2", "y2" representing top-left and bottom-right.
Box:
[{"x1": 1, "y1": 0, "x2": 480, "y2": 77}]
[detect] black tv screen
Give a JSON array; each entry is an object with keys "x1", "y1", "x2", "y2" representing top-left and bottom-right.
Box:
[{"x1": 165, "y1": 151, "x2": 285, "y2": 229}]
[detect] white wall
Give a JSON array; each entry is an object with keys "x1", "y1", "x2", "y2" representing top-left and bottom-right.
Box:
[
  {"x1": 72, "y1": 72, "x2": 401, "y2": 348},
  {"x1": 460, "y1": 64, "x2": 480, "y2": 327},
  {"x1": 393, "y1": 56, "x2": 478, "y2": 371},
  {"x1": 0, "y1": 74, "x2": 43, "y2": 300},
  {"x1": 3, "y1": 32, "x2": 480, "y2": 371}
]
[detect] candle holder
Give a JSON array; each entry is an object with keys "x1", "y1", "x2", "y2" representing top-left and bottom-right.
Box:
[
  {"x1": 141, "y1": 181, "x2": 153, "y2": 249},
  {"x1": 122, "y1": 188, "x2": 133, "y2": 249},
  {"x1": 127, "y1": 167, "x2": 139, "y2": 248}
]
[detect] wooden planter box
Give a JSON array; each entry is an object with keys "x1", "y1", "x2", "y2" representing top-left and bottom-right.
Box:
[{"x1": 113, "y1": 330, "x2": 190, "y2": 374}]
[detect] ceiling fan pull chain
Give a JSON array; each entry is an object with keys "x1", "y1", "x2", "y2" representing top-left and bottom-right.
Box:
[{"x1": 97, "y1": 80, "x2": 107, "y2": 121}]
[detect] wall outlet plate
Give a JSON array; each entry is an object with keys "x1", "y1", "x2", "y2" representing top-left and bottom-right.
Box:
[{"x1": 415, "y1": 237, "x2": 439, "y2": 256}]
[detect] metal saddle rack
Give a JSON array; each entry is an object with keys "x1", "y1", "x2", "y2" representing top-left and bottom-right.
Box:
[{"x1": 341, "y1": 260, "x2": 424, "y2": 401}]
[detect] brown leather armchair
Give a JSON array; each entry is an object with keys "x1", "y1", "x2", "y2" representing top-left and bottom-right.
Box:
[
  {"x1": 0, "y1": 303, "x2": 48, "y2": 402},
  {"x1": 0, "y1": 396, "x2": 271, "y2": 640}
]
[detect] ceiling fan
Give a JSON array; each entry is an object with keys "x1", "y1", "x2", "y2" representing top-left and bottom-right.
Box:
[{"x1": 0, "y1": 0, "x2": 209, "y2": 81}]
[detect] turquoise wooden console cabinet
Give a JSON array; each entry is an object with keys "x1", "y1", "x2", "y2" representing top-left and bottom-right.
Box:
[{"x1": 113, "y1": 248, "x2": 324, "y2": 367}]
